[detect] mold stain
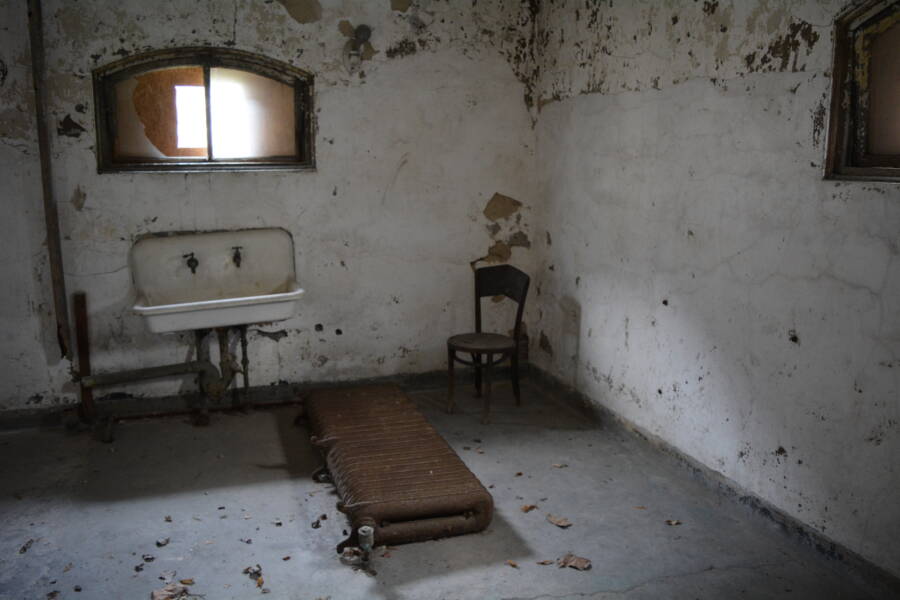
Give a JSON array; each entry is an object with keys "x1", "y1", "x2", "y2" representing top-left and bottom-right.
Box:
[{"x1": 386, "y1": 39, "x2": 417, "y2": 59}]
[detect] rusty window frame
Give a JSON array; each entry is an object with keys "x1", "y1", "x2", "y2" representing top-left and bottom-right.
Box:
[
  {"x1": 93, "y1": 47, "x2": 314, "y2": 173},
  {"x1": 825, "y1": 0, "x2": 900, "y2": 181}
]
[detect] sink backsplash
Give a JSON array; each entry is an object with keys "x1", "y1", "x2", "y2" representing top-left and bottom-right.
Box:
[{"x1": 130, "y1": 228, "x2": 296, "y2": 305}]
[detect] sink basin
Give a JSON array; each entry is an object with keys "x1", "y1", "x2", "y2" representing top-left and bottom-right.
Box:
[{"x1": 130, "y1": 228, "x2": 304, "y2": 333}]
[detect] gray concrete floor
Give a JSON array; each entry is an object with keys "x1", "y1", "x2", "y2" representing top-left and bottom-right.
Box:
[{"x1": 0, "y1": 381, "x2": 887, "y2": 600}]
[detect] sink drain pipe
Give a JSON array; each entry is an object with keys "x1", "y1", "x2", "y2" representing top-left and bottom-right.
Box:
[{"x1": 73, "y1": 292, "x2": 242, "y2": 437}]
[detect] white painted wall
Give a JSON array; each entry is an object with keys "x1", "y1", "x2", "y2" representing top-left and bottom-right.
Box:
[
  {"x1": 2, "y1": 0, "x2": 898, "y2": 580},
  {"x1": 0, "y1": 0, "x2": 538, "y2": 409},
  {"x1": 530, "y1": 0, "x2": 900, "y2": 578}
]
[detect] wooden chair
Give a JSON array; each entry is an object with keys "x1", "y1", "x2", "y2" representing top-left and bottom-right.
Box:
[{"x1": 447, "y1": 264, "x2": 530, "y2": 423}]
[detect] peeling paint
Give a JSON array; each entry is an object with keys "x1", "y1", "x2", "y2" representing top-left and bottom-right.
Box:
[
  {"x1": 486, "y1": 240, "x2": 512, "y2": 263},
  {"x1": 390, "y1": 0, "x2": 412, "y2": 13},
  {"x1": 507, "y1": 230, "x2": 531, "y2": 248},
  {"x1": 276, "y1": 0, "x2": 322, "y2": 24},
  {"x1": 483, "y1": 192, "x2": 522, "y2": 222}
]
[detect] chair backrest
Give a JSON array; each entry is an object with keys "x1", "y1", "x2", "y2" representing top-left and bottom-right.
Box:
[{"x1": 474, "y1": 265, "x2": 530, "y2": 343}]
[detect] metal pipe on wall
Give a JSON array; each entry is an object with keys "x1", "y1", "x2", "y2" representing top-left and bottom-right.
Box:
[{"x1": 27, "y1": 0, "x2": 72, "y2": 359}]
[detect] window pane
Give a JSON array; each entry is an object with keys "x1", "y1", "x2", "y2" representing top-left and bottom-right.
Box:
[
  {"x1": 867, "y1": 20, "x2": 900, "y2": 155},
  {"x1": 209, "y1": 68, "x2": 296, "y2": 159},
  {"x1": 113, "y1": 66, "x2": 208, "y2": 160}
]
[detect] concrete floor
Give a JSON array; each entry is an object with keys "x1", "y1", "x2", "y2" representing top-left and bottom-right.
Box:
[{"x1": 0, "y1": 381, "x2": 887, "y2": 600}]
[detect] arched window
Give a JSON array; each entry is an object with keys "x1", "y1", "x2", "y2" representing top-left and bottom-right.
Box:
[
  {"x1": 93, "y1": 48, "x2": 314, "y2": 172},
  {"x1": 826, "y1": 1, "x2": 899, "y2": 180}
]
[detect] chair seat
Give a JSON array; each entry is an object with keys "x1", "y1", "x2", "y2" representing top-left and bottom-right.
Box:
[{"x1": 448, "y1": 332, "x2": 515, "y2": 353}]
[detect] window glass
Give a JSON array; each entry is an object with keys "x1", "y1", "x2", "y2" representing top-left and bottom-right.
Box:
[
  {"x1": 210, "y1": 68, "x2": 296, "y2": 159},
  {"x1": 113, "y1": 66, "x2": 207, "y2": 161},
  {"x1": 867, "y1": 20, "x2": 900, "y2": 155}
]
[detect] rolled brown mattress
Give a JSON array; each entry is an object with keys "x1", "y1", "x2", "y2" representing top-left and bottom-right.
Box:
[{"x1": 306, "y1": 384, "x2": 493, "y2": 552}]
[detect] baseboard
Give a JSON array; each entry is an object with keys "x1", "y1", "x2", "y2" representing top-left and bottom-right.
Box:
[
  {"x1": 528, "y1": 365, "x2": 900, "y2": 597},
  {"x1": 0, "y1": 366, "x2": 507, "y2": 430}
]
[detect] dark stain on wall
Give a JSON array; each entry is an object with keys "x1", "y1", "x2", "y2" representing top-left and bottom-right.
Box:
[
  {"x1": 57, "y1": 115, "x2": 86, "y2": 138},
  {"x1": 0, "y1": 58, "x2": 7, "y2": 87},
  {"x1": 539, "y1": 330, "x2": 553, "y2": 355}
]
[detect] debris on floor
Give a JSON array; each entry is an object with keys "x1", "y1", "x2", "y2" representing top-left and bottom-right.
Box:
[
  {"x1": 19, "y1": 539, "x2": 34, "y2": 554},
  {"x1": 552, "y1": 463, "x2": 568, "y2": 468},
  {"x1": 547, "y1": 514, "x2": 573, "y2": 528},
  {"x1": 557, "y1": 553, "x2": 591, "y2": 570},
  {"x1": 179, "y1": 579, "x2": 194, "y2": 586},
  {"x1": 536, "y1": 559, "x2": 554, "y2": 565},
  {"x1": 520, "y1": 504, "x2": 538, "y2": 513},
  {"x1": 150, "y1": 582, "x2": 190, "y2": 600},
  {"x1": 311, "y1": 518, "x2": 322, "y2": 529},
  {"x1": 164, "y1": 515, "x2": 172, "y2": 523},
  {"x1": 505, "y1": 559, "x2": 519, "y2": 568},
  {"x1": 156, "y1": 538, "x2": 170, "y2": 547},
  {"x1": 142, "y1": 553, "x2": 156, "y2": 562},
  {"x1": 666, "y1": 519, "x2": 682, "y2": 526},
  {"x1": 46, "y1": 592, "x2": 59, "y2": 599},
  {"x1": 240, "y1": 538, "x2": 253, "y2": 544}
]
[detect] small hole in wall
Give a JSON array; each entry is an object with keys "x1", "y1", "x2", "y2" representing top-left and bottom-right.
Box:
[
  {"x1": 335, "y1": 329, "x2": 343, "y2": 336},
  {"x1": 662, "y1": 299, "x2": 669, "y2": 306},
  {"x1": 315, "y1": 324, "x2": 323, "y2": 332}
]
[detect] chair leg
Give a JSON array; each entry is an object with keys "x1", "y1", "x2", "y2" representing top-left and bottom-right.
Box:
[
  {"x1": 511, "y1": 351, "x2": 521, "y2": 406},
  {"x1": 447, "y1": 346, "x2": 456, "y2": 414},
  {"x1": 482, "y1": 353, "x2": 492, "y2": 424},
  {"x1": 473, "y1": 353, "x2": 482, "y2": 398}
]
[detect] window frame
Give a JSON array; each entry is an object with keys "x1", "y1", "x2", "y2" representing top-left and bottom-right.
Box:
[
  {"x1": 92, "y1": 47, "x2": 315, "y2": 173},
  {"x1": 825, "y1": 0, "x2": 900, "y2": 181}
]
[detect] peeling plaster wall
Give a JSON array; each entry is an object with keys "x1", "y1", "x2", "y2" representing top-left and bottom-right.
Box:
[
  {"x1": 0, "y1": 0, "x2": 538, "y2": 409},
  {"x1": 532, "y1": 0, "x2": 900, "y2": 577}
]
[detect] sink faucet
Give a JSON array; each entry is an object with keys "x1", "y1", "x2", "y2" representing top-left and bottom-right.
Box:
[
  {"x1": 183, "y1": 252, "x2": 199, "y2": 274},
  {"x1": 231, "y1": 246, "x2": 243, "y2": 268}
]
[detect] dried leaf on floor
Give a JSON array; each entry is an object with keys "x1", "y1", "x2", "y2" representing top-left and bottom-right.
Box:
[
  {"x1": 536, "y1": 560, "x2": 554, "y2": 565},
  {"x1": 665, "y1": 519, "x2": 682, "y2": 526},
  {"x1": 557, "y1": 553, "x2": 591, "y2": 570},
  {"x1": 547, "y1": 514, "x2": 573, "y2": 528},
  {"x1": 150, "y1": 582, "x2": 190, "y2": 600},
  {"x1": 178, "y1": 579, "x2": 194, "y2": 585},
  {"x1": 19, "y1": 539, "x2": 34, "y2": 554},
  {"x1": 505, "y1": 560, "x2": 519, "y2": 569},
  {"x1": 256, "y1": 576, "x2": 265, "y2": 589},
  {"x1": 520, "y1": 504, "x2": 538, "y2": 513},
  {"x1": 156, "y1": 538, "x2": 170, "y2": 547},
  {"x1": 552, "y1": 463, "x2": 569, "y2": 469}
]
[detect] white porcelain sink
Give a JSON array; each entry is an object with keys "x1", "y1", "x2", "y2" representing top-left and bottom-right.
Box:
[{"x1": 130, "y1": 228, "x2": 304, "y2": 333}]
